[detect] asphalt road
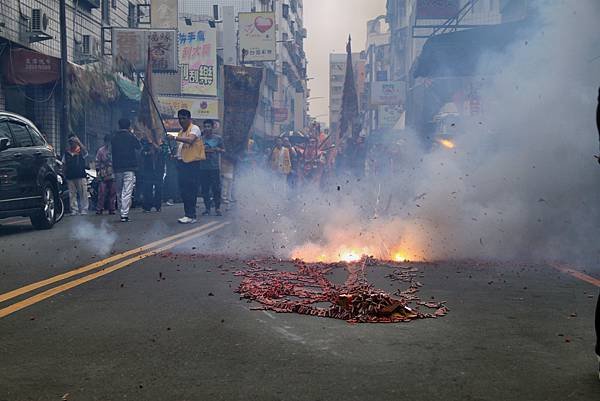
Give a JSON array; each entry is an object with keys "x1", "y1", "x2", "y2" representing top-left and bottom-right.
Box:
[{"x1": 0, "y1": 207, "x2": 598, "y2": 401}]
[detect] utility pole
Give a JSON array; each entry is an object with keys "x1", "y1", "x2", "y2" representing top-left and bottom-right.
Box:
[{"x1": 59, "y1": 0, "x2": 69, "y2": 154}]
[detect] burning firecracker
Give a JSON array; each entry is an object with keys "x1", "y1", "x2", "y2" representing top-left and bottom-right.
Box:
[{"x1": 235, "y1": 256, "x2": 448, "y2": 323}]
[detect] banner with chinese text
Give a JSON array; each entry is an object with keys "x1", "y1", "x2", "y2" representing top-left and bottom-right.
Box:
[{"x1": 178, "y1": 22, "x2": 217, "y2": 96}]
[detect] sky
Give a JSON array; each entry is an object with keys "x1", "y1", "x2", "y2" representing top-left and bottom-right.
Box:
[{"x1": 304, "y1": 0, "x2": 387, "y2": 126}]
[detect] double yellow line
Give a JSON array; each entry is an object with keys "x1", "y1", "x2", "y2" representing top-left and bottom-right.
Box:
[{"x1": 0, "y1": 220, "x2": 229, "y2": 319}]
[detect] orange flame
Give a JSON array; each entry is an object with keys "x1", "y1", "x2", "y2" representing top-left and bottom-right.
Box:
[
  {"x1": 438, "y1": 138, "x2": 456, "y2": 149},
  {"x1": 291, "y1": 243, "x2": 422, "y2": 263}
]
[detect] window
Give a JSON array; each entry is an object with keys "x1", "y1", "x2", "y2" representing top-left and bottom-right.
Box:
[
  {"x1": 128, "y1": 2, "x2": 137, "y2": 28},
  {"x1": 101, "y1": 0, "x2": 110, "y2": 24},
  {"x1": 0, "y1": 122, "x2": 14, "y2": 148},
  {"x1": 282, "y1": 4, "x2": 289, "y2": 19},
  {"x1": 111, "y1": 0, "x2": 117, "y2": 9},
  {"x1": 28, "y1": 126, "x2": 46, "y2": 146},
  {"x1": 8, "y1": 122, "x2": 34, "y2": 147}
]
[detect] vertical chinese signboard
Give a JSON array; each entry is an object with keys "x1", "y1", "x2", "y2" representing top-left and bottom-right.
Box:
[
  {"x1": 238, "y1": 12, "x2": 276, "y2": 62},
  {"x1": 148, "y1": 30, "x2": 176, "y2": 71},
  {"x1": 178, "y1": 22, "x2": 217, "y2": 96},
  {"x1": 112, "y1": 28, "x2": 177, "y2": 72}
]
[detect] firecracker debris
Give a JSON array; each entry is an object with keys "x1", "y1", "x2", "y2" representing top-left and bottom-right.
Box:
[
  {"x1": 234, "y1": 256, "x2": 448, "y2": 323},
  {"x1": 158, "y1": 252, "x2": 449, "y2": 323}
]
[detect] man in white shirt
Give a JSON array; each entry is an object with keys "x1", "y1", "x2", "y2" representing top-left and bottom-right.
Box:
[{"x1": 172, "y1": 109, "x2": 203, "y2": 224}]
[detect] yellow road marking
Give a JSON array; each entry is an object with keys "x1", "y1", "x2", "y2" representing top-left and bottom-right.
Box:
[
  {"x1": 0, "y1": 222, "x2": 229, "y2": 319},
  {"x1": 0, "y1": 221, "x2": 220, "y2": 304}
]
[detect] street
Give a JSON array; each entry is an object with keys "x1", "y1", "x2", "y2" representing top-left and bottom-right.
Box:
[{"x1": 0, "y1": 207, "x2": 598, "y2": 401}]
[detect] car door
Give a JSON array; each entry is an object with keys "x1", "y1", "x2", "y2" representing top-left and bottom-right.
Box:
[
  {"x1": 27, "y1": 123, "x2": 54, "y2": 196},
  {"x1": 0, "y1": 120, "x2": 21, "y2": 211},
  {"x1": 6, "y1": 119, "x2": 39, "y2": 209}
]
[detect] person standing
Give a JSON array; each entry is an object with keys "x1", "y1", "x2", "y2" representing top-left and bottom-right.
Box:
[
  {"x1": 173, "y1": 109, "x2": 205, "y2": 224},
  {"x1": 199, "y1": 119, "x2": 225, "y2": 216},
  {"x1": 270, "y1": 137, "x2": 292, "y2": 196},
  {"x1": 111, "y1": 118, "x2": 141, "y2": 222},
  {"x1": 95, "y1": 134, "x2": 116, "y2": 215},
  {"x1": 141, "y1": 138, "x2": 166, "y2": 213},
  {"x1": 220, "y1": 157, "x2": 235, "y2": 211},
  {"x1": 282, "y1": 136, "x2": 298, "y2": 189},
  {"x1": 163, "y1": 134, "x2": 180, "y2": 206},
  {"x1": 270, "y1": 137, "x2": 291, "y2": 176},
  {"x1": 64, "y1": 135, "x2": 89, "y2": 215}
]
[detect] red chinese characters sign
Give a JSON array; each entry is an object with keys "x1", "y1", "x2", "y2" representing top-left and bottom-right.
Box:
[
  {"x1": 273, "y1": 108, "x2": 289, "y2": 123},
  {"x1": 178, "y1": 22, "x2": 217, "y2": 96},
  {"x1": 1, "y1": 49, "x2": 60, "y2": 85}
]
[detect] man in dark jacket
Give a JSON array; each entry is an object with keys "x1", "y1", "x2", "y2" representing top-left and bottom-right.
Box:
[
  {"x1": 111, "y1": 118, "x2": 140, "y2": 222},
  {"x1": 63, "y1": 135, "x2": 88, "y2": 215},
  {"x1": 141, "y1": 138, "x2": 166, "y2": 212}
]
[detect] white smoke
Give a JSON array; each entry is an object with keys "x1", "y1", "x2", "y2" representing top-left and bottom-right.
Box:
[
  {"x1": 395, "y1": 0, "x2": 600, "y2": 266},
  {"x1": 71, "y1": 220, "x2": 118, "y2": 256},
  {"x1": 196, "y1": 0, "x2": 600, "y2": 270}
]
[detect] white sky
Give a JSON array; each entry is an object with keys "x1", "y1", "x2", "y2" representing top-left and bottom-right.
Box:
[{"x1": 304, "y1": 0, "x2": 387, "y2": 125}]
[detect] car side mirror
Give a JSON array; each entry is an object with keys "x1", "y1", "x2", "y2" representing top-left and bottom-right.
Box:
[{"x1": 0, "y1": 137, "x2": 10, "y2": 151}]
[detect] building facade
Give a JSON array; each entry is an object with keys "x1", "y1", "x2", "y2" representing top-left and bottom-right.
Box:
[
  {"x1": 0, "y1": 0, "x2": 145, "y2": 151},
  {"x1": 328, "y1": 52, "x2": 366, "y2": 138},
  {"x1": 179, "y1": 0, "x2": 308, "y2": 138},
  {"x1": 385, "y1": 0, "x2": 529, "y2": 137}
]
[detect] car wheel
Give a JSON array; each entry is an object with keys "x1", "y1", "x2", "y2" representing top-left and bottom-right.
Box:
[{"x1": 30, "y1": 182, "x2": 56, "y2": 230}]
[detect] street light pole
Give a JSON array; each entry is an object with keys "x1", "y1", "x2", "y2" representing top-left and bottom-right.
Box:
[{"x1": 59, "y1": 0, "x2": 69, "y2": 154}]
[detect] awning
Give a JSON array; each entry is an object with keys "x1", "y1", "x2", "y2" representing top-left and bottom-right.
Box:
[
  {"x1": 414, "y1": 21, "x2": 530, "y2": 78},
  {"x1": 1, "y1": 48, "x2": 60, "y2": 85},
  {"x1": 116, "y1": 76, "x2": 142, "y2": 101}
]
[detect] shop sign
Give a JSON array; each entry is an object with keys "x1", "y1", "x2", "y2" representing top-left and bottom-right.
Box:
[{"x1": 157, "y1": 96, "x2": 219, "y2": 120}]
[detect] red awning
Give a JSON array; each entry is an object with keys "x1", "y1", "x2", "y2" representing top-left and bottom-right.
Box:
[{"x1": 1, "y1": 48, "x2": 60, "y2": 85}]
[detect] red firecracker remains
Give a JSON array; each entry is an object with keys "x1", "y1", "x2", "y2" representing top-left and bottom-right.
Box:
[{"x1": 234, "y1": 257, "x2": 448, "y2": 324}]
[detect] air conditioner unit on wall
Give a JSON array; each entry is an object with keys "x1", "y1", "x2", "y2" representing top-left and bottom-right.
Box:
[
  {"x1": 31, "y1": 9, "x2": 48, "y2": 33},
  {"x1": 28, "y1": 8, "x2": 52, "y2": 43},
  {"x1": 77, "y1": 34, "x2": 101, "y2": 61}
]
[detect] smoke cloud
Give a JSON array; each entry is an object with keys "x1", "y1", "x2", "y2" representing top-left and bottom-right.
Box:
[
  {"x1": 195, "y1": 0, "x2": 600, "y2": 271},
  {"x1": 72, "y1": 220, "x2": 118, "y2": 257}
]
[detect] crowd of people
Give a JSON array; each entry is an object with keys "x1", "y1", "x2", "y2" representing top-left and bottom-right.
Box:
[
  {"x1": 63, "y1": 109, "x2": 225, "y2": 224},
  {"x1": 61, "y1": 108, "x2": 369, "y2": 225}
]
